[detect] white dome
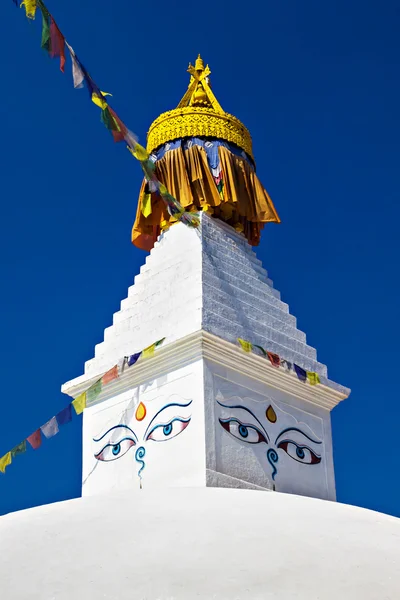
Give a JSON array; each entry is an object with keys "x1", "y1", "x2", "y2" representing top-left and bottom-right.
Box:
[{"x1": 1, "y1": 488, "x2": 399, "y2": 599}]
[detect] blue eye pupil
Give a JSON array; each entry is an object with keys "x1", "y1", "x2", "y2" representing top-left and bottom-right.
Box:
[
  {"x1": 163, "y1": 424, "x2": 173, "y2": 436},
  {"x1": 296, "y1": 447, "x2": 305, "y2": 459},
  {"x1": 239, "y1": 425, "x2": 249, "y2": 438},
  {"x1": 112, "y1": 444, "x2": 121, "y2": 456}
]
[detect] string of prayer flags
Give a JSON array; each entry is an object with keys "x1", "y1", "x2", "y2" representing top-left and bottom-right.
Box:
[
  {"x1": 238, "y1": 338, "x2": 253, "y2": 353},
  {"x1": 237, "y1": 338, "x2": 321, "y2": 386},
  {"x1": 307, "y1": 372, "x2": 321, "y2": 386},
  {"x1": 294, "y1": 364, "x2": 307, "y2": 383},
  {"x1": 27, "y1": 429, "x2": 42, "y2": 450},
  {"x1": 11, "y1": 441, "x2": 27, "y2": 458},
  {"x1": 41, "y1": 417, "x2": 59, "y2": 439},
  {"x1": 0, "y1": 452, "x2": 12, "y2": 474},
  {"x1": 0, "y1": 338, "x2": 167, "y2": 475},
  {"x1": 20, "y1": 0, "x2": 37, "y2": 19},
  {"x1": 72, "y1": 393, "x2": 87, "y2": 416},
  {"x1": 92, "y1": 91, "x2": 112, "y2": 110},
  {"x1": 56, "y1": 404, "x2": 72, "y2": 426}
]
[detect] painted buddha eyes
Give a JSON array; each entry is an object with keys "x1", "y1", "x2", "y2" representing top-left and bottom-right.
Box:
[
  {"x1": 277, "y1": 440, "x2": 321, "y2": 465},
  {"x1": 146, "y1": 418, "x2": 191, "y2": 442},
  {"x1": 219, "y1": 419, "x2": 267, "y2": 444},
  {"x1": 95, "y1": 437, "x2": 136, "y2": 462}
]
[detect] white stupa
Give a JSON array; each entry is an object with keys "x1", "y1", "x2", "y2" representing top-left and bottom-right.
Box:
[{"x1": 1, "y1": 58, "x2": 399, "y2": 598}]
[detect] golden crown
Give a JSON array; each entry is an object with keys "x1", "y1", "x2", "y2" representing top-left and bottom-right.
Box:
[{"x1": 146, "y1": 55, "x2": 254, "y2": 160}]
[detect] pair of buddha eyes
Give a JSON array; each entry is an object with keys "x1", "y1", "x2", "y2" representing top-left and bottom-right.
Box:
[
  {"x1": 94, "y1": 417, "x2": 190, "y2": 462},
  {"x1": 219, "y1": 418, "x2": 321, "y2": 465}
]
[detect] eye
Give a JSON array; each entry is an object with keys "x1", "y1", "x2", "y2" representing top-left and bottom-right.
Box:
[
  {"x1": 146, "y1": 418, "x2": 191, "y2": 442},
  {"x1": 219, "y1": 418, "x2": 267, "y2": 444},
  {"x1": 95, "y1": 437, "x2": 136, "y2": 462},
  {"x1": 277, "y1": 440, "x2": 321, "y2": 465}
]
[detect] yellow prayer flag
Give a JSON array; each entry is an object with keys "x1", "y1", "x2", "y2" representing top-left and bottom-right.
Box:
[
  {"x1": 159, "y1": 184, "x2": 168, "y2": 196},
  {"x1": 307, "y1": 372, "x2": 321, "y2": 386},
  {"x1": 91, "y1": 91, "x2": 112, "y2": 110},
  {"x1": 238, "y1": 338, "x2": 253, "y2": 353},
  {"x1": 20, "y1": 0, "x2": 37, "y2": 20},
  {"x1": 142, "y1": 343, "x2": 156, "y2": 359},
  {"x1": 72, "y1": 393, "x2": 87, "y2": 416},
  {"x1": 141, "y1": 193, "x2": 152, "y2": 218},
  {"x1": 0, "y1": 452, "x2": 12, "y2": 474}
]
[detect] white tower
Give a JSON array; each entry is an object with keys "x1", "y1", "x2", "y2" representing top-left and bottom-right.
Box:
[{"x1": 62, "y1": 213, "x2": 349, "y2": 500}]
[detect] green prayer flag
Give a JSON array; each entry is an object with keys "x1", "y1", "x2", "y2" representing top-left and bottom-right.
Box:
[
  {"x1": 11, "y1": 440, "x2": 27, "y2": 458},
  {"x1": 87, "y1": 379, "x2": 102, "y2": 403},
  {"x1": 101, "y1": 107, "x2": 119, "y2": 131},
  {"x1": 253, "y1": 344, "x2": 267, "y2": 357},
  {"x1": 41, "y1": 12, "x2": 51, "y2": 51}
]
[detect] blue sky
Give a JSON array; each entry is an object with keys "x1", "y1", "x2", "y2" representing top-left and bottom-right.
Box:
[{"x1": 0, "y1": 0, "x2": 399, "y2": 517}]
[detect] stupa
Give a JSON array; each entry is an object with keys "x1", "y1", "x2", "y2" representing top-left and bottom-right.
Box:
[{"x1": 1, "y1": 57, "x2": 399, "y2": 599}]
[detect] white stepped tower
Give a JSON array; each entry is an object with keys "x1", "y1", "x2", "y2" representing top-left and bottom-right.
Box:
[{"x1": 63, "y1": 213, "x2": 349, "y2": 500}]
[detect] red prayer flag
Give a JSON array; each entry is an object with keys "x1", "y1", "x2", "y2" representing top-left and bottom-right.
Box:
[
  {"x1": 27, "y1": 429, "x2": 42, "y2": 450},
  {"x1": 50, "y1": 18, "x2": 66, "y2": 72},
  {"x1": 102, "y1": 365, "x2": 119, "y2": 385},
  {"x1": 267, "y1": 352, "x2": 280, "y2": 368}
]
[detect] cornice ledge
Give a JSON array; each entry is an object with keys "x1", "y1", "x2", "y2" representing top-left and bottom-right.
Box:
[{"x1": 61, "y1": 330, "x2": 350, "y2": 411}]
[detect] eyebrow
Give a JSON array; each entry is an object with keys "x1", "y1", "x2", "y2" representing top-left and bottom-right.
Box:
[
  {"x1": 216, "y1": 401, "x2": 269, "y2": 442},
  {"x1": 275, "y1": 427, "x2": 322, "y2": 446},
  {"x1": 143, "y1": 401, "x2": 193, "y2": 438},
  {"x1": 93, "y1": 424, "x2": 138, "y2": 443}
]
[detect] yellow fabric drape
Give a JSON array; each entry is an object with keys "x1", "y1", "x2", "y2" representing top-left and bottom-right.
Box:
[
  {"x1": 131, "y1": 144, "x2": 280, "y2": 251},
  {"x1": 20, "y1": 0, "x2": 37, "y2": 20}
]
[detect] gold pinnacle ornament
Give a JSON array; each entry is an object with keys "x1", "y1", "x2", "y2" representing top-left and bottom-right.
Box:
[{"x1": 146, "y1": 55, "x2": 254, "y2": 160}]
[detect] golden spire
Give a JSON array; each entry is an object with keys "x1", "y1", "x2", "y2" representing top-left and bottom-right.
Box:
[{"x1": 146, "y1": 56, "x2": 253, "y2": 160}]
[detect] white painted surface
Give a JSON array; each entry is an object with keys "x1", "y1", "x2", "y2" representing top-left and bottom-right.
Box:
[
  {"x1": 0, "y1": 488, "x2": 398, "y2": 599},
  {"x1": 82, "y1": 360, "x2": 205, "y2": 496}
]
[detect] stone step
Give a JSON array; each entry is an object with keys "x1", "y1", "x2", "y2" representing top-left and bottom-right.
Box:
[
  {"x1": 205, "y1": 318, "x2": 327, "y2": 377},
  {"x1": 203, "y1": 268, "x2": 285, "y2": 312},
  {"x1": 202, "y1": 283, "x2": 303, "y2": 342},
  {"x1": 203, "y1": 303, "x2": 315, "y2": 360},
  {"x1": 202, "y1": 243, "x2": 273, "y2": 287}
]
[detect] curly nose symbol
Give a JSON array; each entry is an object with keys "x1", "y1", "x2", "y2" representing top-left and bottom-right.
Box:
[
  {"x1": 135, "y1": 446, "x2": 146, "y2": 488},
  {"x1": 267, "y1": 448, "x2": 279, "y2": 481}
]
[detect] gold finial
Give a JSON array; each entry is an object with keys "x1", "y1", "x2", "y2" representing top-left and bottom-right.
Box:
[
  {"x1": 194, "y1": 54, "x2": 204, "y2": 71},
  {"x1": 146, "y1": 56, "x2": 254, "y2": 160}
]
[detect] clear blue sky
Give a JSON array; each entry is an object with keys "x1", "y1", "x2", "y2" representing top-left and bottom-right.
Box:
[{"x1": 0, "y1": 0, "x2": 399, "y2": 517}]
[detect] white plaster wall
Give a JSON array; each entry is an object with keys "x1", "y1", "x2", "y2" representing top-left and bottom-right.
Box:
[
  {"x1": 82, "y1": 359, "x2": 205, "y2": 496},
  {"x1": 204, "y1": 360, "x2": 336, "y2": 500}
]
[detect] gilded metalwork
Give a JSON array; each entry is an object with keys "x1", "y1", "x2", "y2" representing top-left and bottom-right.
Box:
[{"x1": 147, "y1": 55, "x2": 254, "y2": 160}]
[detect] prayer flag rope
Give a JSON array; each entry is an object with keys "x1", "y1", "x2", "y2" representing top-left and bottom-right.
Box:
[
  {"x1": 237, "y1": 338, "x2": 321, "y2": 386},
  {"x1": 0, "y1": 338, "x2": 165, "y2": 474},
  {"x1": 13, "y1": 0, "x2": 200, "y2": 230}
]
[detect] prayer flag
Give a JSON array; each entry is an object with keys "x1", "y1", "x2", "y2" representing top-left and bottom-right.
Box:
[
  {"x1": 128, "y1": 352, "x2": 141, "y2": 367},
  {"x1": 253, "y1": 344, "x2": 267, "y2": 357},
  {"x1": 155, "y1": 338, "x2": 165, "y2": 347},
  {"x1": 294, "y1": 364, "x2": 307, "y2": 382},
  {"x1": 49, "y1": 18, "x2": 66, "y2": 72},
  {"x1": 142, "y1": 343, "x2": 156, "y2": 359},
  {"x1": 124, "y1": 129, "x2": 139, "y2": 151},
  {"x1": 128, "y1": 143, "x2": 149, "y2": 162},
  {"x1": 72, "y1": 393, "x2": 86, "y2": 415},
  {"x1": 238, "y1": 338, "x2": 252, "y2": 353},
  {"x1": 307, "y1": 372, "x2": 321, "y2": 386},
  {"x1": 27, "y1": 429, "x2": 42, "y2": 450},
  {"x1": 102, "y1": 365, "x2": 118, "y2": 385},
  {"x1": 118, "y1": 357, "x2": 128, "y2": 374},
  {"x1": 65, "y1": 42, "x2": 85, "y2": 89},
  {"x1": 267, "y1": 352, "x2": 280, "y2": 368},
  {"x1": 91, "y1": 91, "x2": 112, "y2": 110},
  {"x1": 11, "y1": 441, "x2": 27, "y2": 458},
  {"x1": 0, "y1": 452, "x2": 12, "y2": 474},
  {"x1": 87, "y1": 380, "x2": 102, "y2": 403},
  {"x1": 57, "y1": 404, "x2": 72, "y2": 426},
  {"x1": 41, "y1": 417, "x2": 59, "y2": 439},
  {"x1": 281, "y1": 359, "x2": 292, "y2": 371},
  {"x1": 142, "y1": 193, "x2": 152, "y2": 218},
  {"x1": 108, "y1": 107, "x2": 127, "y2": 143},
  {"x1": 20, "y1": 0, "x2": 37, "y2": 19},
  {"x1": 40, "y1": 10, "x2": 51, "y2": 52}
]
